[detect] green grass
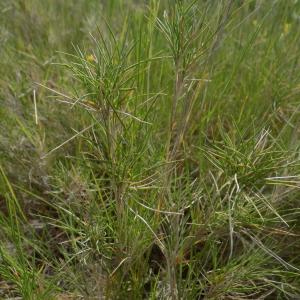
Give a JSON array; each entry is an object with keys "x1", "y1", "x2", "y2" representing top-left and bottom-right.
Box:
[{"x1": 1, "y1": 0, "x2": 300, "y2": 299}]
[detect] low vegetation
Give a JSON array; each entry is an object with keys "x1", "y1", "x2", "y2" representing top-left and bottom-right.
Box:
[{"x1": 1, "y1": 0, "x2": 300, "y2": 299}]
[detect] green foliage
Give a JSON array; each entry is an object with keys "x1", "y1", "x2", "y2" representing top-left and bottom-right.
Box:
[{"x1": 1, "y1": 0, "x2": 300, "y2": 299}]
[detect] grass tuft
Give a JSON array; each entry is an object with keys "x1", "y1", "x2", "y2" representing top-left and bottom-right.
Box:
[{"x1": 1, "y1": 0, "x2": 300, "y2": 299}]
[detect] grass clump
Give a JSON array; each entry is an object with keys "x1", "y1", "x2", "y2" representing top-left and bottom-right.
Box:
[{"x1": 1, "y1": 0, "x2": 300, "y2": 299}]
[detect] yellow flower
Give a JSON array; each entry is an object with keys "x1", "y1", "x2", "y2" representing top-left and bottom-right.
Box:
[
  {"x1": 86, "y1": 54, "x2": 96, "y2": 63},
  {"x1": 284, "y1": 23, "x2": 291, "y2": 34}
]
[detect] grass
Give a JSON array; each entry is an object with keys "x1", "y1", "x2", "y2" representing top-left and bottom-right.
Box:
[{"x1": 1, "y1": 0, "x2": 300, "y2": 299}]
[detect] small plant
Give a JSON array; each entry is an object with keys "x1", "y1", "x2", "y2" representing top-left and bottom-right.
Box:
[{"x1": 1, "y1": 0, "x2": 300, "y2": 299}]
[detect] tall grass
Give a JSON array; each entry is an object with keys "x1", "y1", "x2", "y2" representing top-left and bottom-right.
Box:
[{"x1": 1, "y1": 0, "x2": 300, "y2": 299}]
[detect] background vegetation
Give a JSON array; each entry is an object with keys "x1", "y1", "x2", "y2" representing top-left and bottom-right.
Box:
[{"x1": 1, "y1": 0, "x2": 300, "y2": 299}]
